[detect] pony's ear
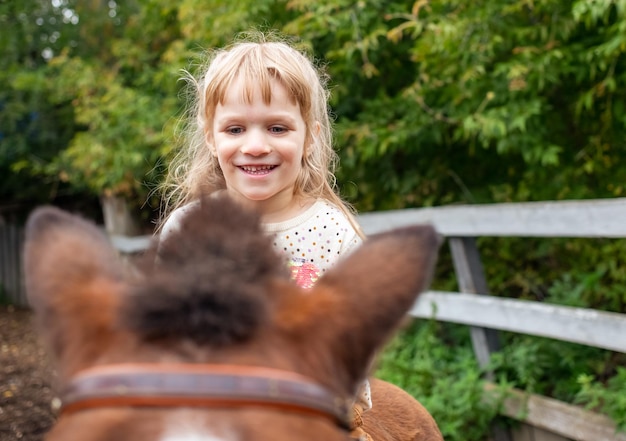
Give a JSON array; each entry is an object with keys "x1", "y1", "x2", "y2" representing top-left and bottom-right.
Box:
[
  {"x1": 24, "y1": 206, "x2": 128, "y2": 375},
  {"x1": 289, "y1": 225, "x2": 440, "y2": 391}
]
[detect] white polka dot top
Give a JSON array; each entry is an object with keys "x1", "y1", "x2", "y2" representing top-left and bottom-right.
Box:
[{"x1": 263, "y1": 200, "x2": 362, "y2": 288}]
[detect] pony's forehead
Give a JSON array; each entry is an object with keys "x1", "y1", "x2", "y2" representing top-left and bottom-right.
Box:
[
  {"x1": 161, "y1": 412, "x2": 235, "y2": 441},
  {"x1": 161, "y1": 433, "x2": 227, "y2": 441}
]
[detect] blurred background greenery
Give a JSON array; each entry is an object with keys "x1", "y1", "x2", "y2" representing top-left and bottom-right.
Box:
[{"x1": 4, "y1": 0, "x2": 626, "y2": 224}]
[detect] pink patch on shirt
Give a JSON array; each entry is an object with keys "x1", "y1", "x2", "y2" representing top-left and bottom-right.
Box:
[{"x1": 289, "y1": 261, "x2": 320, "y2": 289}]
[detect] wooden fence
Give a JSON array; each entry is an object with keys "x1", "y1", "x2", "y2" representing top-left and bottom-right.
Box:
[
  {"x1": 358, "y1": 198, "x2": 626, "y2": 441},
  {"x1": 0, "y1": 223, "x2": 26, "y2": 306},
  {"x1": 2, "y1": 198, "x2": 626, "y2": 440}
]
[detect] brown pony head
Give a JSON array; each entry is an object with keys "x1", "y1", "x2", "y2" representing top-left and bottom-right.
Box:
[{"x1": 24, "y1": 195, "x2": 440, "y2": 441}]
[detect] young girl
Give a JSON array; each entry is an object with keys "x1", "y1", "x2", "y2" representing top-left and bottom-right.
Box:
[{"x1": 158, "y1": 35, "x2": 372, "y2": 440}]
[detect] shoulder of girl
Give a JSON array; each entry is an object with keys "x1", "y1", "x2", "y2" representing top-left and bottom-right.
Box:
[{"x1": 160, "y1": 201, "x2": 199, "y2": 239}]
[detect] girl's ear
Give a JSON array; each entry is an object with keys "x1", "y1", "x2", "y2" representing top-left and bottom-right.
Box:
[
  {"x1": 205, "y1": 132, "x2": 218, "y2": 157},
  {"x1": 305, "y1": 122, "x2": 321, "y2": 158},
  {"x1": 314, "y1": 121, "x2": 321, "y2": 136}
]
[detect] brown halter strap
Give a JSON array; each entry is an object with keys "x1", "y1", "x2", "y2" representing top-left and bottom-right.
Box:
[{"x1": 61, "y1": 363, "x2": 351, "y2": 430}]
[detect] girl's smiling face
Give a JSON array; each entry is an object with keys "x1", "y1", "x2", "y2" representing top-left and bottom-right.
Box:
[{"x1": 212, "y1": 76, "x2": 310, "y2": 221}]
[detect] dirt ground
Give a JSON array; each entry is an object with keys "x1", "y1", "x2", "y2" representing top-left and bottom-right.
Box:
[{"x1": 0, "y1": 305, "x2": 57, "y2": 441}]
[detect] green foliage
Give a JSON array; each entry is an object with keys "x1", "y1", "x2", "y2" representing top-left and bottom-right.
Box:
[
  {"x1": 42, "y1": 53, "x2": 176, "y2": 198},
  {"x1": 490, "y1": 336, "x2": 612, "y2": 400},
  {"x1": 463, "y1": 234, "x2": 626, "y2": 436},
  {"x1": 376, "y1": 320, "x2": 503, "y2": 441},
  {"x1": 283, "y1": 0, "x2": 626, "y2": 209},
  {"x1": 9, "y1": 0, "x2": 626, "y2": 210},
  {"x1": 6, "y1": 0, "x2": 626, "y2": 208},
  {"x1": 378, "y1": 245, "x2": 626, "y2": 440},
  {"x1": 576, "y1": 367, "x2": 626, "y2": 432},
  {"x1": 1, "y1": 0, "x2": 299, "y2": 218},
  {"x1": 0, "y1": 0, "x2": 81, "y2": 207},
  {"x1": 378, "y1": 231, "x2": 626, "y2": 439},
  {"x1": 474, "y1": 236, "x2": 626, "y2": 313}
]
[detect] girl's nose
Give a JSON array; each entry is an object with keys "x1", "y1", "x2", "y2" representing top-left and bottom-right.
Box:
[{"x1": 240, "y1": 129, "x2": 271, "y2": 156}]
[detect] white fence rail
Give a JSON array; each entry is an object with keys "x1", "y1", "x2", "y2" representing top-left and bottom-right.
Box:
[
  {"x1": 358, "y1": 197, "x2": 626, "y2": 237},
  {"x1": 410, "y1": 291, "x2": 626, "y2": 353}
]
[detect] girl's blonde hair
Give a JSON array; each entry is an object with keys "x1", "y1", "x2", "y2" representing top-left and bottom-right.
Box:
[{"x1": 159, "y1": 34, "x2": 361, "y2": 236}]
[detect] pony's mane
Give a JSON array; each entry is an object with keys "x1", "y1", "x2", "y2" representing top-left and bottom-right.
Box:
[{"x1": 123, "y1": 196, "x2": 287, "y2": 346}]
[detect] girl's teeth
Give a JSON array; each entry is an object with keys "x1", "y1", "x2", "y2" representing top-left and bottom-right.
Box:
[{"x1": 241, "y1": 165, "x2": 274, "y2": 173}]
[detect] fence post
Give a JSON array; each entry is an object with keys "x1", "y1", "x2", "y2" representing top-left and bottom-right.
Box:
[
  {"x1": 449, "y1": 236, "x2": 512, "y2": 441},
  {"x1": 0, "y1": 224, "x2": 27, "y2": 307}
]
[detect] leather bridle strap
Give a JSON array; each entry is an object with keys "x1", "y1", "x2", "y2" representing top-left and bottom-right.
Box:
[{"x1": 61, "y1": 363, "x2": 351, "y2": 430}]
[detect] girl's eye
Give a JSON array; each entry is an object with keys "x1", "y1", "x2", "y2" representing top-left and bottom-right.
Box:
[
  {"x1": 227, "y1": 127, "x2": 243, "y2": 135},
  {"x1": 269, "y1": 126, "x2": 287, "y2": 134}
]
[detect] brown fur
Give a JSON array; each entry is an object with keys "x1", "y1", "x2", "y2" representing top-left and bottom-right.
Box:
[
  {"x1": 126, "y1": 198, "x2": 287, "y2": 346},
  {"x1": 364, "y1": 378, "x2": 444, "y2": 441},
  {"x1": 24, "y1": 195, "x2": 443, "y2": 441}
]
